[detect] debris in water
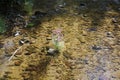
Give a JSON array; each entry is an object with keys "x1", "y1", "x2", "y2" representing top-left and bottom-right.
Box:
[
  {"x1": 14, "y1": 31, "x2": 20, "y2": 36},
  {"x1": 8, "y1": 46, "x2": 22, "y2": 61}
]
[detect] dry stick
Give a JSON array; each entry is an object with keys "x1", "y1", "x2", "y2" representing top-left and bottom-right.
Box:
[{"x1": 8, "y1": 46, "x2": 22, "y2": 61}]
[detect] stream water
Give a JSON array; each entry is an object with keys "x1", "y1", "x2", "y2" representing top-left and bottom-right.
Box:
[{"x1": 0, "y1": 0, "x2": 120, "y2": 80}]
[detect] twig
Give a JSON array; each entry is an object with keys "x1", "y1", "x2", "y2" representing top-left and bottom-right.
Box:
[{"x1": 8, "y1": 46, "x2": 22, "y2": 61}]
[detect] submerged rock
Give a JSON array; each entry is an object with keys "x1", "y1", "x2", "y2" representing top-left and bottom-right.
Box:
[
  {"x1": 3, "y1": 40, "x2": 16, "y2": 55},
  {"x1": 79, "y1": 3, "x2": 86, "y2": 8},
  {"x1": 19, "y1": 38, "x2": 30, "y2": 45},
  {"x1": 14, "y1": 31, "x2": 21, "y2": 37},
  {"x1": 92, "y1": 45, "x2": 102, "y2": 50},
  {"x1": 46, "y1": 47, "x2": 59, "y2": 56},
  {"x1": 106, "y1": 32, "x2": 114, "y2": 38},
  {"x1": 112, "y1": 18, "x2": 118, "y2": 23},
  {"x1": 14, "y1": 60, "x2": 22, "y2": 66}
]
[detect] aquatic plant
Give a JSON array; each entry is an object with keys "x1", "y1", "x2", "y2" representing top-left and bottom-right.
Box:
[
  {"x1": 52, "y1": 28, "x2": 64, "y2": 50},
  {"x1": 0, "y1": 18, "x2": 6, "y2": 33}
]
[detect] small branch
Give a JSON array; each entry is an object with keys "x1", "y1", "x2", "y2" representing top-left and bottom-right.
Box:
[{"x1": 8, "y1": 46, "x2": 22, "y2": 61}]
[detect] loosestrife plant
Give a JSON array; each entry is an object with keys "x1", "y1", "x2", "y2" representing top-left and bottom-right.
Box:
[{"x1": 52, "y1": 28, "x2": 64, "y2": 50}]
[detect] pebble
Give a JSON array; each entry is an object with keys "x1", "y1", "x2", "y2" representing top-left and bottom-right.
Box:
[
  {"x1": 79, "y1": 3, "x2": 86, "y2": 8},
  {"x1": 106, "y1": 32, "x2": 114, "y2": 38},
  {"x1": 14, "y1": 60, "x2": 22, "y2": 66},
  {"x1": 19, "y1": 39, "x2": 24, "y2": 45},
  {"x1": 30, "y1": 40, "x2": 36, "y2": 44},
  {"x1": 47, "y1": 48, "x2": 59, "y2": 56},
  {"x1": 56, "y1": 70, "x2": 61, "y2": 74},
  {"x1": 46, "y1": 37, "x2": 52, "y2": 40},
  {"x1": 83, "y1": 59, "x2": 88, "y2": 64},
  {"x1": 64, "y1": 61, "x2": 72, "y2": 68},
  {"x1": 3, "y1": 74, "x2": 10, "y2": 78},
  {"x1": 41, "y1": 47, "x2": 45, "y2": 52},
  {"x1": 24, "y1": 52, "x2": 32, "y2": 55},
  {"x1": 88, "y1": 27, "x2": 97, "y2": 31},
  {"x1": 58, "y1": 3, "x2": 66, "y2": 8},
  {"x1": 79, "y1": 3, "x2": 87, "y2": 10},
  {"x1": 5, "y1": 71, "x2": 12, "y2": 74},
  {"x1": 82, "y1": 30, "x2": 87, "y2": 36},
  {"x1": 70, "y1": 65, "x2": 76, "y2": 69},
  {"x1": 22, "y1": 73, "x2": 30, "y2": 79},
  {"x1": 25, "y1": 67, "x2": 36, "y2": 71},
  {"x1": 79, "y1": 36, "x2": 86, "y2": 43},
  {"x1": 92, "y1": 45, "x2": 102, "y2": 50},
  {"x1": 63, "y1": 52, "x2": 72, "y2": 59},
  {"x1": 31, "y1": 71, "x2": 37, "y2": 75},
  {"x1": 19, "y1": 39, "x2": 30, "y2": 45},
  {"x1": 112, "y1": 18, "x2": 117, "y2": 23},
  {"x1": 14, "y1": 31, "x2": 20, "y2": 36}
]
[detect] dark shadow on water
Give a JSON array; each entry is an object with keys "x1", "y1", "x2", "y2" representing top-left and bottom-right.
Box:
[
  {"x1": 75, "y1": 0, "x2": 120, "y2": 30},
  {"x1": 32, "y1": 0, "x2": 120, "y2": 30},
  {"x1": 24, "y1": 56, "x2": 52, "y2": 80},
  {"x1": 1, "y1": 0, "x2": 119, "y2": 35}
]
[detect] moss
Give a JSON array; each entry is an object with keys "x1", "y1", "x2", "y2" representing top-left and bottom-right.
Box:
[{"x1": 0, "y1": 18, "x2": 6, "y2": 33}]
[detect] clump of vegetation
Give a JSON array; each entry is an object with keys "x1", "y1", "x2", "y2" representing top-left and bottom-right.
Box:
[
  {"x1": 23, "y1": 0, "x2": 33, "y2": 15},
  {"x1": 0, "y1": 18, "x2": 6, "y2": 33},
  {"x1": 52, "y1": 28, "x2": 65, "y2": 50}
]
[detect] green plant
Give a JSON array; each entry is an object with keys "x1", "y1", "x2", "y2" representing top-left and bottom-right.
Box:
[
  {"x1": 52, "y1": 28, "x2": 64, "y2": 50},
  {"x1": 0, "y1": 18, "x2": 6, "y2": 33},
  {"x1": 27, "y1": 23, "x2": 34, "y2": 28},
  {"x1": 24, "y1": 0, "x2": 33, "y2": 15}
]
